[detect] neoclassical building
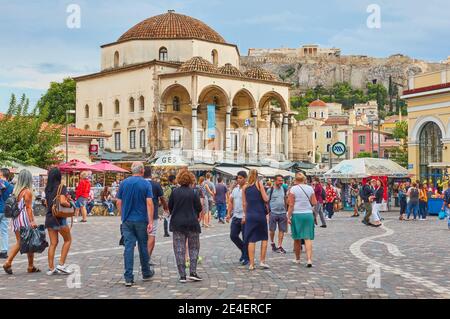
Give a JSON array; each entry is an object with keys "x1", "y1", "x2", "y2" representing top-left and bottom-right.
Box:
[
  {"x1": 75, "y1": 11, "x2": 294, "y2": 164},
  {"x1": 402, "y1": 67, "x2": 450, "y2": 181}
]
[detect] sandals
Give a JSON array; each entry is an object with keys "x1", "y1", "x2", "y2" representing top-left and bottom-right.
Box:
[
  {"x1": 3, "y1": 264, "x2": 13, "y2": 275},
  {"x1": 27, "y1": 266, "x2": 41, "y2": 273}
]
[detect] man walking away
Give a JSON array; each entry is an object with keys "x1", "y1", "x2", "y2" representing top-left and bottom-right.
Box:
[
  {"x1": 312, "y1": 178, "x2": 327, "y2": 228},
  {"x1": 324, "y1": 179, "x2": 337, "y2": 219},
  {"x1": 268, "y1": 175, "x2": 288, "y2": 254},
  {"x1": 226, "y1": 171, "x2": 249, "y2": 265},
  {"x1": 163, "y1": 175, "x2": 177, "y2": 237},
  {"x1": 144, "y1": 166, "x2": 168, "y2": 265},
  {"x1": 205, "y1": 173, "x2": 216, "y2": 226},
  {"x1": 0, "y1": 169, "x2": 14, "y2": 259},
  {"x1": 117, "y1": 162, "x2": 154, "y2": 287},
  {"x1": 215, "y1": 176, "x2": 228, "y2": 224},
  {"x1": 360, "y1": 180, "x2": 374, "y2": 225}
]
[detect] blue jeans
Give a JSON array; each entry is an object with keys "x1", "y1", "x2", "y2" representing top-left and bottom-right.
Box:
[
  {"x1": 103, "y1": 200, "x2": 114, "y2": 213},
  {"x1": 0, "y1": 213, "x2": 9, "y2": 252},
  {"x1": 216, "y1": 203, "x2": 227, "y2": 221},
  {"x1": 446, "y1": 207, "x2": 450, "y2": 229},
  {"x1": 407, "y1": 202, "x2": 419, "y2": 219},
  {"x1": 419, "y1": 201, "x2": 428, "y2": 219},
  {"x1": 122, "y1": 221, "x2": 151, "y2": 283}
]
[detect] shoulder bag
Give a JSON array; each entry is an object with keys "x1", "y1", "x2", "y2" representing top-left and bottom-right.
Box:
[{"x1": 52, "y1": 184, "x2": 76, "y2": 219}]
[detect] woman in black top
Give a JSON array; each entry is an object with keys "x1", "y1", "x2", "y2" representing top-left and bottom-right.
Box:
[
  {"x1": 371, "y1": 180, "x2": 384, "y2": 227},
  {"x1": 45, "y1": 168, "x2": 73, "y2": 275},
  {"x1": 168, "y1": 170, "x2": 203, "y2": 283}
]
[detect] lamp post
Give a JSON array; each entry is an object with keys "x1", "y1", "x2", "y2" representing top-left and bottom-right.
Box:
[{"x1": 65, "y1": 110, "x2": 76, "y2": 163}]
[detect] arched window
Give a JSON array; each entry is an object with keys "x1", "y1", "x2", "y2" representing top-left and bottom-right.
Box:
[
  {"x1": 97, "y1": 124, "x2": 104, "y2": 131},
  {"x1": 85, "y1": 105, "x2": 89, "y2": 118},
  {"x1": 140, "y1": 129, "x2": 146, "y2": 148},
  {"x1": 84, "y1": 125, "x2": 90, "y2": 130},
  {"x1": 139, "y1": 96, "x2": 145, "y2": 111},
  {"x1": 129, "y1": 97, "x2": 135, "y2": 113},
  {"x1": 98, "y1": 103, "x2": 103, "y2": 117},
  {"x1": 129, "y1": 130, "x2": 136, "y2": 150},
  {"x1": 232, "y1": 107, "x2": 238, "y2": 117},
  {"x1": 114, "y1": 51, "x2": 120, "y2": 68},
  {"x1": 115, "y1": 100, "x2": 120, "y2": 115},
  {"x1": 420, "y1": 122, "x2": 443, "y2": 181},
  {"x1": 173, "y1": 96, "x2": 181, "y2": 112},
  {"x1": 159, "y1": 47, "x2": 168, "y2": 61},
  {"x1": 211, "y1": 49, "x2": 218, "y2": 66}
]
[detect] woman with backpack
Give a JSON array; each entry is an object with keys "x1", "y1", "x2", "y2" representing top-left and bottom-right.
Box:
[
  {"x1": 3, "y1": 169, "x2": 40, "y2": 275},
  {"x1": 45, "y1": 168, "x2": 73, "y2": 275},
  {"x1": 406, "y1": 182, "x2": 420, "y2": 220}
]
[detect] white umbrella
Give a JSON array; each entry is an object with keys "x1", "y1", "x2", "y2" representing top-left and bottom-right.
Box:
[{"x1": 324, "y1": 158, "x2": 409, "y2": 179}]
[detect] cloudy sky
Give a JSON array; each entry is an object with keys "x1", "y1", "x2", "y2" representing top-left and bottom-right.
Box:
[{"x1": 1, "y1": 0, "x2": 449, "y2": 111}]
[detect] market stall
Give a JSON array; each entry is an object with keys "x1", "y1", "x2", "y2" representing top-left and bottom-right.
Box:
[{"x1": 324, "y1": 158, "x2": 410, "y2": 212}]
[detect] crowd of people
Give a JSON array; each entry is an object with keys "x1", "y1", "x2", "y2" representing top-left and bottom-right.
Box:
[{"x1": 1, "y1": 163, "x2": 449, "y2": 286}]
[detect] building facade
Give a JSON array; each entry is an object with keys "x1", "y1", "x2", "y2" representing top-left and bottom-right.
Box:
[
  {"x1": 75, "y1": 11, "x2": 293, "y2": 165},
  {"x1": 402, "y1": 68, "x2": 450, "y2": 181}
]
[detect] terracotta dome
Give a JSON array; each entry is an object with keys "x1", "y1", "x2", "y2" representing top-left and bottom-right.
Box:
[
  {"x1": 218, "y1": 63, "x2": 244, "y2": 77},
  {"x1": 244, "y1": 67, "x2": 278, "y2": 81},
  {"x1": 309, "y1": 99, "x2": 327, "y2": 107},
  {"x1": 118, "y1": 10, "x2": 226, "y2": 44},
  {"x1": 178, "y1": 57, "x2": 219, "y2": 73}
]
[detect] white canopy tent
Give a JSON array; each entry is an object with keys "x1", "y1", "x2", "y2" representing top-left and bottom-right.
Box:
[
  {"x1": 215, "y1": 166, "x2": 249, "y2": 177},
  {"x1": 324, "y1": 158, "x2": 409, "y2": 179},
  {"x1": 9, "y1": 162, "x2": 48, "y2": 177},
  {"x1": 246, "y1": 166, "x2": 295, "y2": 178}
]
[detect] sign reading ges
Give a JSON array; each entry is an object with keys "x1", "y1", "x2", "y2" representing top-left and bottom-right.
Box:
[{"x1": 332, "y1": 142, "x2": 347, "y2": 157}]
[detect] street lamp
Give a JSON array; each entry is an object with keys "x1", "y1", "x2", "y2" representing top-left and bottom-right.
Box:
[
  {"x1": 370, "y1": 118, "x2": 384, "y2": 158},
  {"x1": 66, "y1": 110, "x2": 76, "y2": 163}
]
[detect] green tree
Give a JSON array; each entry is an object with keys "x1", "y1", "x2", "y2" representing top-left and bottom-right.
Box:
[
  {"x1": 367, "y1": 83, "x2": 388, "y2": 112},
  {"x1": 390, "y1": 120, "x2": 408, "y2": 168},
  {"x1": 0, "y1": 94, "x2": 63, "y2": 167},
  {"x1": 34, "y1": 78, "x2": 76, "y2": 124},
  {"x1": 357, "y1": 151, "x2": 374, "y2": 158},
  {"x1": 392, "y1": 120, "x2": 408, "y2": 140}
]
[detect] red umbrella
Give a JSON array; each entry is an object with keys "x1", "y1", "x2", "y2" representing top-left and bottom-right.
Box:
[
  {"x1": 90, "y1": 160, "x2": 129, "y2": 173},
  {"x1": 59, "y1": 159, "x2": 101, "y2": 173}
]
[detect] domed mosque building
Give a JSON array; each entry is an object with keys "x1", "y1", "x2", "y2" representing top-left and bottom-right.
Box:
[{"x1": 75, "y1": 11, "x2": 294, "y2": 165}]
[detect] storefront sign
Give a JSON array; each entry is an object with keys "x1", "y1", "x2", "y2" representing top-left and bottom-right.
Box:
[{"x1": 89, "y1": 144, "x2": 99, "y2": 155}]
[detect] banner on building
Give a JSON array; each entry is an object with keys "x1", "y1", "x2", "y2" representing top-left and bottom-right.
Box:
[{"x1": 207, "y1": 104, "x2": 216, "y2": 139}]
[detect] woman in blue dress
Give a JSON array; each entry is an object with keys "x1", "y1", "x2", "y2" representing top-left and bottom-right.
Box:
[{"x1": 242, "y1": 169, "x2": 270, "y2": 270}]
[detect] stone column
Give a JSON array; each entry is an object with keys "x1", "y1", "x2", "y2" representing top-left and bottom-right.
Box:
[
  {"x1": 192, "y1": 106, "x2": 198, "y2": 151},
  {"x1": 225, "y1": 107, "x2": 231, "y2": 154},
  {"x1": 252, "y1": 109, "x2": 258, "y2": 157},
  {"x1": 283, "y1": 114, "x2": 289, "y2": 160}
]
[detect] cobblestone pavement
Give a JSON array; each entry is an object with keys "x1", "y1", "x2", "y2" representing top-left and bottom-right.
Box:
[{"x1": 1, "y1": 210, "x2": 449, "y2": 299}]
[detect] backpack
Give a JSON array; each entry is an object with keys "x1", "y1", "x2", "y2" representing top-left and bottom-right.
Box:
[{"x1": 4, "y1": 193, "x2": 21, "y2": 219}]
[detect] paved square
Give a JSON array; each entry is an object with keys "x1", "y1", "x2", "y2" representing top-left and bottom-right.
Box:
[{"x1": 1, "y1": 211, "x2": 449, "y2": 299}]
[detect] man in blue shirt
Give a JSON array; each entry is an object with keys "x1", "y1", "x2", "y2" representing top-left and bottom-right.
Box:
[
  {"x1": 0, "y1": 168, "x2": 14, "y2": 259},
  {"x1": 143, "y1": 166, "x2": 168, "y2": 265},
  {"x1": 117, "y1": 162, "x2": 154, "y2": 287}
]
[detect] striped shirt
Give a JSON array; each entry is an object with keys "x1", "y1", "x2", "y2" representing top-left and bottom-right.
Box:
[{"x1": 11, "y1": 198, "x2": 30, "y2": 232}]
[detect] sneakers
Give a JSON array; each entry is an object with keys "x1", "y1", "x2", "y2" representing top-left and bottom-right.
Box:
[
  {"x1": 292, "y1": 259, "x2": 301, "y2": 264},
  {"x1": 320, "y1": 225, "x2": 327, "y2": 228},
  {"x1": 142, "y1": 276, "x2": 153, "y2": 282},
  {"x1": 240, "y1": 259, "x2": 249, "y2": 266},
  {"x1": 278, "y1": 247, "x2": 287, "y2": 254},
  {"x1": 56, "y1": 264, "x2": 73, "y2": 275},
  {"x1": 125, "y1": 281, "x2": 135, "y2": 287},
  {"x1": 73, "y1": 219, "x2": 78, "y2": 223},
  {"x1": 46, "y1": 268, "x2": 59, "y2": 276},
  {"x1": 179, "y1": 276, "x2": 187, "y2": 283},
  {"x1": 164, "y1": 233, "x2": 170, "y2": 238},
  {"x1": 0, "y1": 252, "x2": 8, "y2": 259},
  {"x1": 259, "y1": 262, "x2": 270, "y2": 269},
  {"x1": 187, "y1": 273, "x2": 203, "y2": 282},
  {"x1": 271, "y1": 243, "x2": 278, "y2": 252}
]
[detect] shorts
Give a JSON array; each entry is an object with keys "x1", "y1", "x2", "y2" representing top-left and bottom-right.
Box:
[
  {"x1": 76, "y1": 197, "x2": 88, "y2": 208},
  {"x1": 269, "y1": 214, "x2": 288, "y2": 233},
  {"x1": 149, "y1": 218, "x2": 158, "y2": 237}
]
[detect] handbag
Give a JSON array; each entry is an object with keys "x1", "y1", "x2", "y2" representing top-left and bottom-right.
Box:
[
  {"x1": 438, "y1": 209, "x2": 447, "y2": 220},
  {"x1": 52, "y1": 184, "x2": 76, "y2": 219}
]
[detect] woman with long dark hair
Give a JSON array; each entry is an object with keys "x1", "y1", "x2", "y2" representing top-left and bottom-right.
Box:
[{"x1": 45, "y1": 167, "x2": 73, "y2": 275}]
